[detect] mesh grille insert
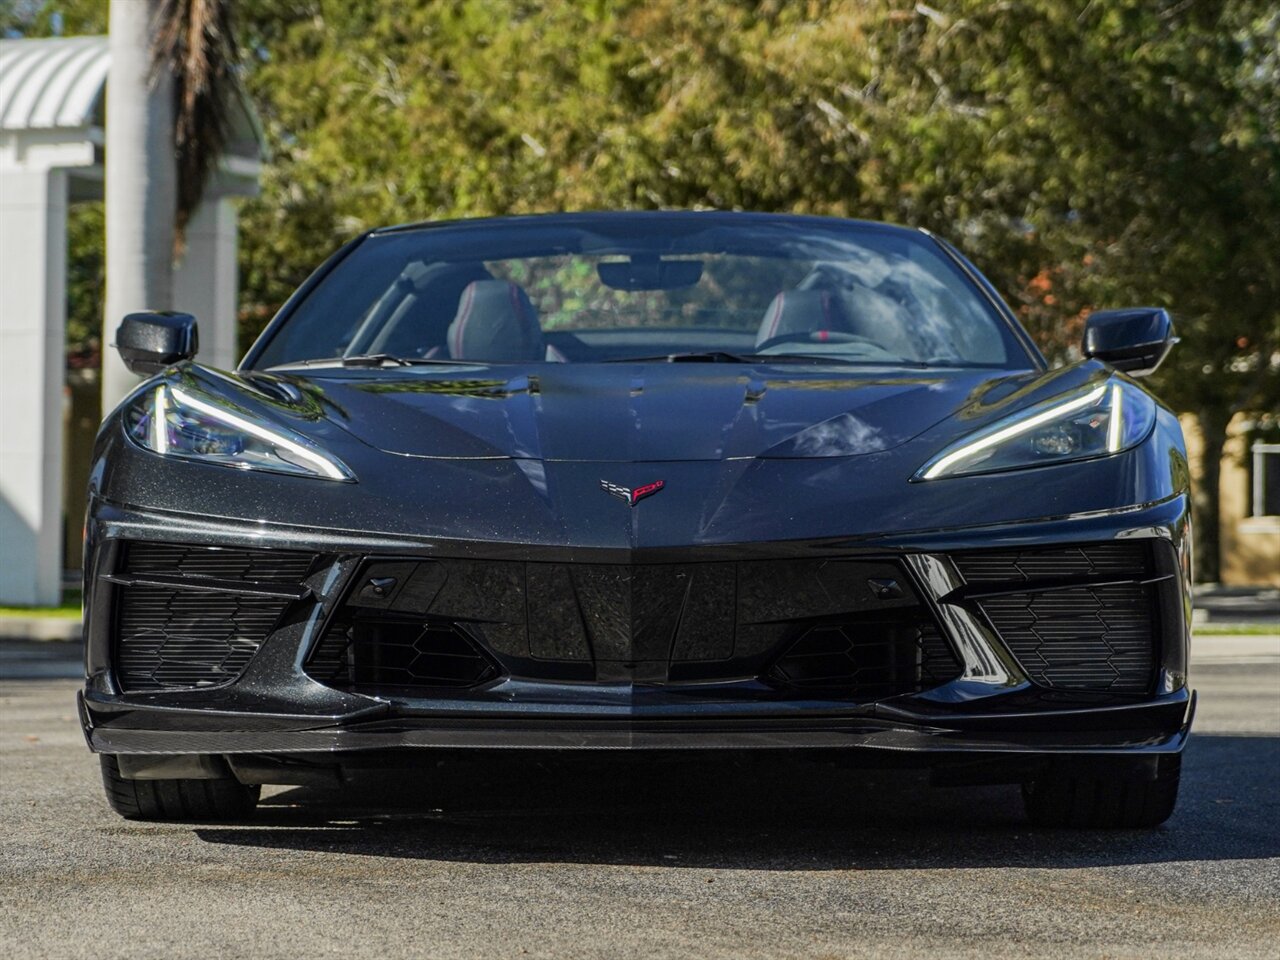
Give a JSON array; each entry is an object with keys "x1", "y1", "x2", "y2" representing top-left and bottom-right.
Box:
[
  {"x1": 952, "y1": 543, "x2": 1158, "y2": 694},
  {"x1": 116, "y1": 586, "x2": 289, "y2": 691},
  {"x1": 953, "y1": 542, "x2": 1150, "y2": 584},
  {"x1": 124, "y1": 541, "x2": 316, "y2": 583},
  {"x1": 975, "y1": 583, "x2": 1156, "y2": 692},
  {"x1": 112, "y1": 541, "x2": 317, "y2": 692}
]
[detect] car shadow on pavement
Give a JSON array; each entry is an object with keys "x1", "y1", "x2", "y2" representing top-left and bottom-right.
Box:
[{"x1": 195, "y1": 732, "x2": 1280, "y2": 870}]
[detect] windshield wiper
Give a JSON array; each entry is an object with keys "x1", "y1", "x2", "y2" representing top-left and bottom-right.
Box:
[
  {"x1": 339, "y1": 353, "x2": 488, "y2": 367},
  {"x1": 602, "y1": 351, "x2": 902, "y2": 365},
  {"x1": 602, "y1": 351, "x2": 823, "y2": 364},
  {"x1": 267, "y1": 354, "x2": 478, "y2": 370}
]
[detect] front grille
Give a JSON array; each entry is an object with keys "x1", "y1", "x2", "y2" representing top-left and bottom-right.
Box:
[
  {"x1": 116, "y1": 587, "x2": 292, "y2": 690},
  {"x1": 112, "y1": 541, "x2": 318, "y2": 692},
  {"x1": 305, "y1": 556, "x2": 959, "y2": 698},
  {"x1": 953, "y1": 542, "x2": 1148, "y2": 584},
  {"x1": 769, "y1": 617, "x2": 960, "y2": 696},
  {"x1": 953, "y1": 543, "x2": 1158, "y2": 694},
  {"x1": 124, "y1": 541, "x2": 315, "y2": 582}
]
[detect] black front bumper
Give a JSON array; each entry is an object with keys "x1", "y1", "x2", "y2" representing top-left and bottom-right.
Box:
[
  {"x1": 80, "y1": 684, "x2": 1195, "y2": 758},
  {"x1": 80, "y1": 495, "x2": 1195, "y2": 771}
]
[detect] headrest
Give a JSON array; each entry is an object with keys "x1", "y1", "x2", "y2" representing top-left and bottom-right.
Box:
[
  {"x1": 447, "y1": 280, "x2": 544, "y2": 361},
  {"x1": 755, "y1": 289, "x2": 847, "y2": 347}
]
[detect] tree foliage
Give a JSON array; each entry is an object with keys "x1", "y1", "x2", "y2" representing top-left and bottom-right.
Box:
[
  {"x1": 153, "y1": 0, "x2": 243, "y2": 237},
  {"x1": 862, "y1": 1, "x2": 1279, "y2": 578},
  {"x1": 0, "y1": 0, "x2": 104, "y2": 37},
  {"x1": 233, "y1": 0, "x2": 1277, "y2": 579},
  {"x1": 234, "y1": 2, "x2": 1276, "y2": 366},
  {"x1": 8, "y1": 0, "x2": 1278, "y2": 579}
]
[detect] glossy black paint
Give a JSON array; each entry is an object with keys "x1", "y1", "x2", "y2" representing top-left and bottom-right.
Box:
[
  {"x1": 115, "y1": 312, "x2": 199, "y2": 375},
  {"x1": 89, "y1": 360, "x2": 1185, "y2": 553},
  {"x1": 81, "y1": 212, "x2": 1194, "y2": 783},
  {"x1": 1083, "y1": 307, "x2": 1177, "y2": 376}
]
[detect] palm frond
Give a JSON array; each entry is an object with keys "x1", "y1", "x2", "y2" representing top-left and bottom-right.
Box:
[{"x1": 150, "y1": 0, "x2": 240, "y2": 241}]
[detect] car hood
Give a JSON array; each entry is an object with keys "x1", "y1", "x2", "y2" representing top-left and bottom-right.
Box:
[
  {"x1": 254, "y1": 363, "x2": 1031, "y2": 462},
  {"x1": 120, "y1": 360, "x2": 1163, "y2": 550}
]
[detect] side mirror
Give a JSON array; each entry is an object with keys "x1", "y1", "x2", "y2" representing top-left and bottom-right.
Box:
[
  {"x1": 1082, "y1": 307, "x2": 1177, "y2": 376},
  {"x1": 115, "y1": 312, "x2": 199, "y2": 374}
]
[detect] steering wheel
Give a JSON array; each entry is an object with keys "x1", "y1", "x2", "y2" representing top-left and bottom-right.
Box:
[{"x1": 754, "y1": 330, "x2": 883, "y2": 353}]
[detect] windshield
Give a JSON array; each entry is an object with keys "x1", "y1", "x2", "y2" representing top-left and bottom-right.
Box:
[{"x1": 250, "y1": 214, "x2": 1033, "y2": 370}]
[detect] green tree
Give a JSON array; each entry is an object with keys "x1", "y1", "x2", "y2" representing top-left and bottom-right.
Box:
[
  {"x1": 232, "y1": 1, "x2": 1280, "y2": 578},
  {"x1": 865, "y1": 0, "x2": 1279, "y2": 580},
  {"x1": 0, "y1": 0, "x2": 105, "y2": 36},
  {"x1": 16, "y1": 1, "x2": 1278, "y2": 581}
]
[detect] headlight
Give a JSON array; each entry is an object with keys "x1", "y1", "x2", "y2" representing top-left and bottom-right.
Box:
[
  {"x1": 915, "y1": 379, "x2": 1155, "y2": 480},
  {"x1": 126, "y1": 383, "x2": 355, "y2": 481}
]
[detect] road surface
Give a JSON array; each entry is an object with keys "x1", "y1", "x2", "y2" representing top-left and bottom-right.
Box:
[{"x1": 2, "y1": 639, "x2": 1277, "y2": 959}]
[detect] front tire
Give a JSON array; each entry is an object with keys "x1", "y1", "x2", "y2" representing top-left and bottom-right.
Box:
[
  {"x1": 1022, "y1": 755, "x2": 1181, "y2": 828},
  {"x1": 99, "y1": 755, "x2": 260, "y2": 822}
]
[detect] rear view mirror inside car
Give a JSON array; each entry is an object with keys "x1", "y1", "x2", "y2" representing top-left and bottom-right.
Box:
[{"x1": 597, "y1": 256, "x2": 704, "y2": 291}]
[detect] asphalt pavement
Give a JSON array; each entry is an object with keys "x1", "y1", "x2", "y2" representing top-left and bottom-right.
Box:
[{"x1": 1, "y1": 639, "x2": 1277, "y2": 960}]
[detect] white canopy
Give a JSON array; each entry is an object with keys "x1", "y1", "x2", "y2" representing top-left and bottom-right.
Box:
[{"x1": 0, "y1": 35, "x2": 111, "y2": 131}]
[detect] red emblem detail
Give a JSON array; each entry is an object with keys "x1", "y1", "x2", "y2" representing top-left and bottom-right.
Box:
[{"x1": 600, "y1": 479, "x2": 665, "y2": 506}]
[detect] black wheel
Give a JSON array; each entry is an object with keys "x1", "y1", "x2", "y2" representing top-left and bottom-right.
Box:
[
  {"x1": 99, "y1": 755, "x2": 260, "y2": 822},
  {"x1": 1022, "y1": 755, "x2": 1181, "y2": 828}
]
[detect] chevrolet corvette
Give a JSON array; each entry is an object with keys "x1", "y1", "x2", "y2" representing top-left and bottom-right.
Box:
[{"x1": 81, "y1": 212, "x2": 1193, "y2": 827}]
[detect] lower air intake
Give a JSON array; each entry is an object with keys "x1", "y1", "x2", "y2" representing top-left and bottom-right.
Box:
[
  {"x1": 115, "y1": 586, "x2": 290, "y2": 691},
  {"x1": 111, "y1": 540, "x2": 317, "y2": 692},
  {"x1": 953, "y1": 543, "x2": 1159, "y2": 694},
  {"x1": 307, "y1": 615, "x2": 499, "y2": 691},
  {"x1": 769, "y1": 617, "x2": 961, "y2": 698},
  {"x1": 975, "y1": 583, "x2": 1156, "y2": 693}
]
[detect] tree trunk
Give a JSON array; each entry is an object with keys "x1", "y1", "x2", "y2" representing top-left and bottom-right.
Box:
[
  {"x1": 1192, "y1": 407, "x2": 1230, "y2": 585},
  {"x1": 103, "y1": 0, "x2": 175, "y2": 413}
]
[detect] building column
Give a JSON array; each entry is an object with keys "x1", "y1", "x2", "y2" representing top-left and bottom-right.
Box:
[
  {"x1": 102, "y1": 0, "x2": 175, "y2": 413},
  {"x1": 173, "y1": 196, "x2": 240, "y2": 370},
  {"x1": 0, "y1": 168, "x2": 67, "y2": 605}
]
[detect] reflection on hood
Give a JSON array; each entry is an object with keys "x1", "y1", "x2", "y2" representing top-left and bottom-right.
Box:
[
  {"x1": 281, "y1": 364, "x2": 1011, "y2": 462},
  {"x1": 786, "y1": 413, "x2": 888, "y2": 457}
]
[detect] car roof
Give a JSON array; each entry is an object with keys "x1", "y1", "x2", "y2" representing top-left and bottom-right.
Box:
[{"x1": 370, "y1": 209, "x2": 929, "y2": 239}]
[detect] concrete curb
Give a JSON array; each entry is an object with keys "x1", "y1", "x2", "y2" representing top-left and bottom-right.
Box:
[
  {"x1": 1190, "y1": 633, "x2": 1280, "y2": 663},
  {"x1": 0, "y1": 618, "x2": 81, "y2": 642}
]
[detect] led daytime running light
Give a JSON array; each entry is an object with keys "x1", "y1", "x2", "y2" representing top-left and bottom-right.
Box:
[
  {"x1": 151, "y1": 384, "x2": 168, "y2": 454},
  {"x1": 1107, "y1": 382, "x2": 1124, "y2": 452},
  {"x1": 166, "y1": 385, "x2": 350, "y2": 481},
  {"x1": 919, "y1": 384, "x2": 1108, "y2": 480}
]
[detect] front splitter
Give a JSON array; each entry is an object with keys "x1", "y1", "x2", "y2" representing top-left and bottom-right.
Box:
[{"x1": 81, "y1": 690, "x2": 1195, "y2": 756}]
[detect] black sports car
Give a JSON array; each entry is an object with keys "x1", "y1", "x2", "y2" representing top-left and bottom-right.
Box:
[{"x1": 81, "y1": 212, "x2": 1193, "y2": 828}]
